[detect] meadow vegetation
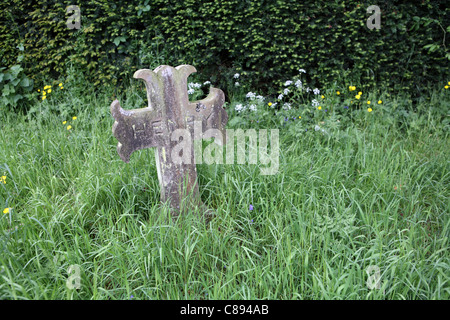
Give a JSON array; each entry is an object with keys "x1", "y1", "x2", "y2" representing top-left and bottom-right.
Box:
[{"x1": 0, "y1": 66, "x2": 448, "y2": 299}]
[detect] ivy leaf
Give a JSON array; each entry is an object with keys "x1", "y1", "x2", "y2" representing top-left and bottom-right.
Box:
[
  {"x1": 2, "y1": 84, "x2": 11, "y2": 95},
  {"x1": 20, "y1": 77, "x2": 30, "y2": 87},
  {"x1": 13, "y1": 94, "x2": 22, "y2": 104},
  {"x1": 10, "y1": 65, "x2": 23, "y2": 75}
]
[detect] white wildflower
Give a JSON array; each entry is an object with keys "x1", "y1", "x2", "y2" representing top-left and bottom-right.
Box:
[
  {"x1": 234, "y1": 73, "x2": 240, "y2": 79},
  {"x1": 299, "y1": 68, "x2": 306, "y2": 73},
  {"x1": 311, "y1": 99, "x2": 319, "y2": 107},
  {"x1": 256, "y1": 95, "x2": 264, "y2": 101},
  {"x1": 249, "y1": 104, "x2": 257, "y2": 111},
  {"x1": 315, "y1": 125, "x2": 328, "y2": 135},
  {"x1": 235, "y1": 82, "x2": 240, "y2": 87},
  {"x1": 284, "y1": 80, "x2": 293, "y2": 86},
  {"x1": 277, "y1": 94, "x2": 284, "y2": 100},
  {"x1": 188, "y1": 82, "x2": 201, "y2": 89},
  {"x1": 203, "y1": 81, "x2": 211, "y2": 86},
  {"x1": 295, "y1": 80, "x2": 302, "y2": 88},
  {"x1": 235, "y1": 104, "x2": 244, "y2": 112},
  {"x1": 270, "y1": 102, "x2": 277, "y2": 108},
  {"x1": 313, "y1": 88, "x2": 320, "y2": 95},
  {"x1": 306, "y1": 87, "x2": 311, "y2": 93},
  {"x1": 283, "y1": 88, "x2": 290, "y2": 95},
  {"x1": 282, "y1": 103, "x2": 292, "y2": 110},
  {"x1": 188, "y1": 88, "x2": 195, "y2": 95},
  {"x1": 246, "y1": 92, "x2": 256, "y2": 100}
]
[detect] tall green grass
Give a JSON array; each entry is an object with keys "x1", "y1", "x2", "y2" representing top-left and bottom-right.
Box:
[{"x1": 0, "y1": 79, "x2": 448, "y2": 300}]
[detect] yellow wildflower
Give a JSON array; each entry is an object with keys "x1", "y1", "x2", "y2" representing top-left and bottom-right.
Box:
[
  {"x1": 318, "y1": 106, "x2": 322, "y2": 110},
  {"x1": 38, "y1": 89, "x2": 40, "y2": 92},
  {"x1": 63, "y1": 121, "x2": 67, "y2": 125},
  {"x1": 268, "y1": 102, "x2": 272, "y2": 106},
  {"x1": 59, "y1": 83, "x2": 63, "y2": 87},
  {"x1": 47, "y1": 89, "x2": 51, "y2": 93},
  {"x1": 3, "y1": 208, "x2": 10, "y2": 214},
  {"x1": 378, "y1": 100, "x2": 382, "y2": 104},
  {"x1": 67, "y1": 125, "x2": 72, "y2": 130},
  {"x1": 367, "y1": 101, "x2": 371, "y2": 104},
  {"x1": 358, "y1": 91, "x2": 362, "y2": 95},
  {"x1": 1, "y1": 176, "x2": 6, "y2": 184},
  {"x1": 355, "y1": 95, "x2": 360, "y2": 100},
  {"x1": 298, "y1": 116, "x2": 301, "y2": 119},
  {"x1": 60, "y1": 87, "x2": 64, "y2": 89},
  {"x1": 445, "y1": 85, "x2": 449, "y2": 89},
  {"x1": 368, "y1": 108, "x2": 372, "y2": 112},
  {"x1": 42, "y1": 96, "x2": 46, "y2": 100},
  {"x1": 321, "y1": 95, "x2": 325, "y2": 99},
  {"x1": 336, "y1": 91, "x2": 340, "y2": 95},
  {"x1": 72, "y1": 116, "x2": 77, "y2": 120}
]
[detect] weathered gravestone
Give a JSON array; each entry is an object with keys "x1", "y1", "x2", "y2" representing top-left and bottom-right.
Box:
[{"x1": 110, "y1": 65, "x2": 228, "y2": 219}]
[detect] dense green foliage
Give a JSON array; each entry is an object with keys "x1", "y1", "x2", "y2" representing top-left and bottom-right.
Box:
[
  {"x1": 0, "y1": 45, "x2": 34, "y2": 110},
  {"x1": 1, "y1": 0, "x2": 448, "y2": 100}
]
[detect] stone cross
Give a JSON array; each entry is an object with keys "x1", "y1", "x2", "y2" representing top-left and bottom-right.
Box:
[{"x1": 110, "y1": 65, "x2": 228, "y2": 218}]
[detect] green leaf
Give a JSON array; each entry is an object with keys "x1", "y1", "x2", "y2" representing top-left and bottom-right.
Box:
[
  {"x1": 13, "y1": 94, "x2": 22, "y2": 103},
  {"x1": 113, "y1": 37, "x2": 122, "y2": 46},
  {"x1": 10, "y1": 65, "x2": 23, "y2": 75},
  {"x1": 228, "y1": 116, "x2": 244, "y2": 127},
  {"x1": 20, "y1": 78, "x2": 30, "y2": 87}
]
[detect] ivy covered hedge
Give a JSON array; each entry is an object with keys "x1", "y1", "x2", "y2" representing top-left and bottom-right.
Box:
[{"x1": 0, "y1": 0, "x2": 448, "y2": 98}]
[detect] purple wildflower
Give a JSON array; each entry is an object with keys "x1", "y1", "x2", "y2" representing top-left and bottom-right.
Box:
[{"x1": 249, "y1": 204, "x2": 254, "y2": 211}]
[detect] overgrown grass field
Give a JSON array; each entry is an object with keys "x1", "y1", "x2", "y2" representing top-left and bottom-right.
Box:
[{"x1": 0, "y1": 73, "x2": 449, "y2": 299}]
